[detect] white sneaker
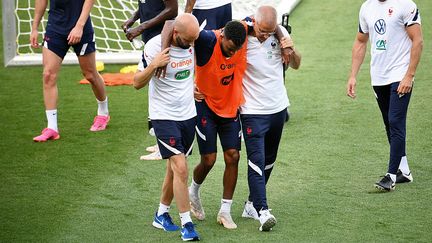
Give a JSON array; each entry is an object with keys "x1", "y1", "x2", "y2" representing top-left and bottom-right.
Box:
[
  {"x1": 189, "y1": 187, "x2": 205, "y2": 220},
  {"x1": 259, "y1": 209, "x2": 276, "y2": 232},
  {"x1": 139, "y1": 150, "x2": 162, "y2": 160},
  {"x1": 145, "y1": 144, "x2": 158, "y2": 153},
  {"x1": 242, "y1": 201, "x2": 259, "y2": 220},
  {"x1": 217, "y1": 211, "x2": 237, "y2": 229}
]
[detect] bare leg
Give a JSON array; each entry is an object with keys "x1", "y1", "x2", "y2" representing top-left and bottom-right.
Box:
[
  {"x1": 78, "y1": 52, "x2": 106, "y2": 101},
  {"x1": 169, "y1": 153, "x2": 190, "y2": 213},
  {"x1": 193, "y1": 153, "x2": 217, "y2": 184},
  {"x1": 160, "y1": 159, "x2": 174, "y2": 206},
  {"x1": 222, "y1": 149, "x2": 240, "y2": 199},
  {"x1": 42, "y1": 48, "x2": 63, "y2": 110}
]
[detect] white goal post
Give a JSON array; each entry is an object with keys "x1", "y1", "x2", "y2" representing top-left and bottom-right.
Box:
[{"x1": 3, "y1": 0, "x2": 301, "y2": 67}]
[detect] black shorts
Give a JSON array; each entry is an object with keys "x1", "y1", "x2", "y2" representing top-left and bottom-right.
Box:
[{"x1": 43, "y1": 30, "x2": 96, "y2": 59}]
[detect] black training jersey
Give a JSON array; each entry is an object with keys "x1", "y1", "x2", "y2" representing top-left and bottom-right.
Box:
[
  {"x1": 47, "y1": 0, "x2": 93, "y2": 36},
  {"x1": 138, "y1": 0, "x2": 166, "y2": 43}
]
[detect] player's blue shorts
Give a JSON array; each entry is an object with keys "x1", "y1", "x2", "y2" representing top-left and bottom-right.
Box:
[
  {"x1": 43, "y1": 30, "x2": 96, "y2": 59},
  {"x1": 192, "y1": 3, "x2": 232, "y2": 30},
  {"x1": 152, "y1": 117, "x2": 196, "y2": 159},
  {"x1": 195, "y1": 100, "x2": 241, "y2": 155}
]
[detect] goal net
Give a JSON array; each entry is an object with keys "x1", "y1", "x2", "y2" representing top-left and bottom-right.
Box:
[{"x1": 3, "y1": 0, "x2": 301, "y2": 66}]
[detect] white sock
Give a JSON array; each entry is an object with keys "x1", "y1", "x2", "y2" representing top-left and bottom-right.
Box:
[
  {"x1": 398, "y1": 156, "x2": 410, "y2": 175},
  {"x1": 190, "y1": 179, "x2": 201, "y2": 196},
  {"x1": 46, "y1": 109, "x2": 58, "y2": 132},
  {"x1": 386, "y1": 173, "x2": 396, "y2": 183},
  {"x1": 219, "y1": 199, "x2": 233, "y2": 213},
  {"x1": 179, "y1": 211, "x2": 192, "y2": 226},
  {"x1": 157, "y1": 203, "x2": 170, "y2": 217},
  {"x1": 97, "y1": 97, "x2": 109, "y2": 116}
]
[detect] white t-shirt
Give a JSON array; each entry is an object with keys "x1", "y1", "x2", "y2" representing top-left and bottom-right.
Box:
[
  {"x1": 140, "y1": 35, "x2": 196, "y2": 121},
  {"x1": 240, "y1": 26, "x2": 290, "y2": 115},
  {"x1": 359, "y1": 0, "x2": 421, "y2": 86},
  {"x1": 193, "y1": 0, "x2": 231, "y2": 10}
]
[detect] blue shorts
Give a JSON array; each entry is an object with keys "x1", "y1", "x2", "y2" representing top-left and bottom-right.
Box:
[
  {"x1": 195, "y1": 100, "x2": 241, "y2": 155},
  {"x1": 192, "y1": 3, "x2": 232, "y2": 30},
  {"x1": 43, "y1": 30, "x2": 96, "y2": 59},
  {"x1": 152, "y1": 117, "x2": 196, "y2": 159}
]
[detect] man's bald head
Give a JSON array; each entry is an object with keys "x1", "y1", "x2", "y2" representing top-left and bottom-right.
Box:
[
  {"x1": 255, "y1": 6, "x2": 277, "y2": 28},
  {"x1": 173, "y1": 13, "x2": 200, "y2": 48}
]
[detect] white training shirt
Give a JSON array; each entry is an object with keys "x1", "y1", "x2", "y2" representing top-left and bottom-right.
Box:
[
  {"x1": 193, "y1": 0, "x2": 232, "y2": 10},
  {"x1": 240, "y1": 26, "x2": 290, "y2": 115},
  {"x1": 359, "y1": 0, "x2": 421, "y2": 86},
  {"x1": 140, "y1": 35, "x2": 196, "y2": 121}
]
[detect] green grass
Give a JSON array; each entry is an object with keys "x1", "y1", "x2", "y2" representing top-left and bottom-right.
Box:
[{"x1": 1, "y1": 0, "x2": 432, "y2": 242}]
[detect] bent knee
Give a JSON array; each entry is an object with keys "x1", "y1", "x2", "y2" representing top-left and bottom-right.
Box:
[{"x1": 224, "y1": 149, "x2": 240, "y2": 165}]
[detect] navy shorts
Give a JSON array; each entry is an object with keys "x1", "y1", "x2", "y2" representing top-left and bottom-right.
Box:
[
  {"x1": 192, "y1": 3, "x2": 232, "y2": 30},
  {"x1": 195, "y1": 100, "x2": 241, "y2": 155},
  {"x1": 152, "y1": 117, "x2": 196, "y2": 159},
  {"x1": 43, "y1": 30, "x2": 96, "y2": 59}
]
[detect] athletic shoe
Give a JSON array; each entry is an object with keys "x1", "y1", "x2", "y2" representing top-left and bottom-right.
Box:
[
  {"x1": 242, "y1": 201, "x2": 259, "y2": 220},
  {"x1": 33, "y1": 128, "x2": 60, "y2": 142},
  {"x1": 152, "y1": 212, "x2": 180, "y2": 231},
  {"x1": 90, "y1": 115, "x2": 110, "y2": 131},
  {"x1": 189, "y1": 187, "x2": 205, "y2": 220},
  {"x1": 396, "y1": 169, "x2": 413, "y2": 183},
  {"x1": 217, "y1": 211, "x2": 237, "y2": 229},
  {"x1": 259, "y1": 209, "x2": 276, "y2": 232},
  {"x1": 140, "y1": 150, "x2": 162, "y2": 160},
  {"x1": 181, "y1": 222, "x2": 200, "y2": 241},
  {"x1": 146, "y1": 144, "x2": 159, "y2": 153},
  {"x1": 375, "y1": 174, "x2": 395, "y2": 191}
]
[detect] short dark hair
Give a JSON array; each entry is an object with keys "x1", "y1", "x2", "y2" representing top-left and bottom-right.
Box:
[{"x1": 223, "y1": 21, "x2": 246, "y2": 48}]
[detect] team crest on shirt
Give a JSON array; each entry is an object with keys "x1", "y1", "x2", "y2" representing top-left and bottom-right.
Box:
[
  {"x1": 169, "y1": 137, "x2": 176, "y2": 146},
  {"x1": 140, "y1": 0, "x2": 146, "y2": 3},
  {"x1": 220, "y1": 73, "x2": 234, "y2": 85},
  {"x1": 271, "y1": 42, "x2": 277, "y2": 49},
  {"x1": 388, "y1": 7, "x2": 394, "y2": 16}
]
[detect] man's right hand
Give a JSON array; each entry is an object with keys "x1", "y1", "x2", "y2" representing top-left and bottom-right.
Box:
[
  {"x1": 346, "y1": 77, "x2": 357, "y2": 99},
  {"x1": 151, "y1": 48, "x2": 171, "y2": 69},
  {"x1": 121, "y1": 19, "x2": 134, "y2": 33},
  {"x1": 30, "y1": 29, "x2": 40, "y2": 48}
]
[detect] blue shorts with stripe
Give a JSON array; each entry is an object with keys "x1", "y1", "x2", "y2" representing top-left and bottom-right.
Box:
[
  {"x1": 43, "y1": 29, "x2": 96, "y2": 59},
  {"x1": 192, "y1": 3, "x2": 232, "y2": 30},
  {"x1": 152, "y1": 117, "x2": 196, "y2": 159},
  {"x1": 195, "y1": 100, "x2": 241, "y2": 155}
]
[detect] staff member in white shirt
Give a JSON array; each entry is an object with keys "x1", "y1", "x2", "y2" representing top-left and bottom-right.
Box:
[
  {"x1": 346, "y1": 0, "x2": 423, "y2": 191},
  {"x1": 239, "y1": 5, "x2": 301, "y2": 232}
]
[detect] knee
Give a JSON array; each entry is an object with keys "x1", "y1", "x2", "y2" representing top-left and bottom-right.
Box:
[
  {"x1": 388, "y1": 116, "x2": 404, "y2": 132},
  {"x1": 176, "y1": 166, "x2": 189, "y2": 182},
  {"x1": 42, "y1": 70, "x2": 57, "y2": 86},
  {"x1": 224, "y1": 149, "x2": 240, "y2": 166},
  {"x1": 201, "y1": 154, "x2": 216, "y2": 168},
  {"x1": 82, "y1": 71, "x2": 99, "y2": 84}
]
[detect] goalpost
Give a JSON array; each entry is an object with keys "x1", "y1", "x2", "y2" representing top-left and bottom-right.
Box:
[{"x1": 3, "y1": 0, "x2": 301, "y2": 67}]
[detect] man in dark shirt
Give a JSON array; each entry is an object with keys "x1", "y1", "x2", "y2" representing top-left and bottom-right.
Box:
[{"x1": 31, "y1": 0, "x2": 110, "y2": 142}]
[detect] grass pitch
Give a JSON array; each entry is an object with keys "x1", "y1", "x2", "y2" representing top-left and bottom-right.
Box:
[{"x1": 1, "y1": 0, "x2": 431, "y2": 242}]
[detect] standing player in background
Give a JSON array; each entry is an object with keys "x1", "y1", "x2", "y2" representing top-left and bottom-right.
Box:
[
  {"x1": 239, "y1": 6, "x2": 301, "y2": 232},
  {"x1": 184, "y1": 0, "x2": 232, "y2": 30},
  {"x1": 31, "y1": 0, "x2": 110, "y2": 142},
  {"x1": 346, "y1": 0, "x2": 423, "y2": 191},
  {"x1": 134, "y1": 13, "x2": 200, "y2": 241},
  {"x1": 122, "y1": 0, "x2": 178, "y2": 160},
  {"x1": 187, "y1": 21, "x2": 247, "y2": 230},
  {"x1": 121, "y1": 0, "x2": 178, "y2": 46}
]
